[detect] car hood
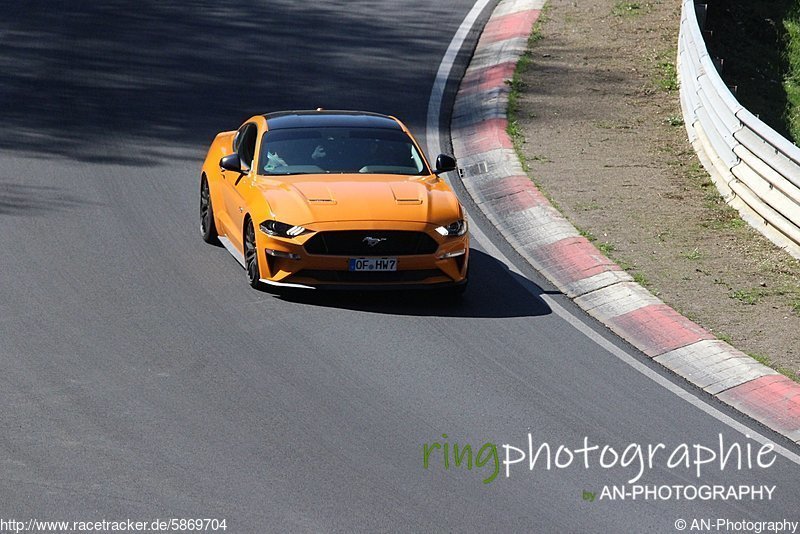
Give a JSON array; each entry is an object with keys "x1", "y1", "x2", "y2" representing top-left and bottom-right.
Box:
[{"x1": 256, "y1": 174, "x2": 461, "y2": 225}]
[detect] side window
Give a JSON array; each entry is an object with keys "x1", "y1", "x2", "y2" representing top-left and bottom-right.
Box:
[
  {"x1": 232, "y1": 129, "x2": 242, "y2": 151},
  {"x1": 237, "y1": 124, "x2": 257, "y2": 170}
]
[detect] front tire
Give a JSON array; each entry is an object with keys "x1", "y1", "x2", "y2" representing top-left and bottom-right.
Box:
[
  {"x1": 244, "y1": 219, "x2": 261, "y2": 289},
  {"x1": 200, "y1": 176, "x2": 218, "y2": 244}
]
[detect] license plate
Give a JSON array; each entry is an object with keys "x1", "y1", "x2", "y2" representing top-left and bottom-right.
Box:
[{"x1": 348, "y1": 258, "x2": 398, "y2": 272}]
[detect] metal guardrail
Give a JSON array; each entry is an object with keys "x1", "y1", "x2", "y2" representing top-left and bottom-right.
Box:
[{"x1": 678, "y1": 0, "x2": 800, "y2": 259}]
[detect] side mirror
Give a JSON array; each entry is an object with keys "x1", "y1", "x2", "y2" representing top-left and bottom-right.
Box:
[
  {"x1": 220, "y1": 153, "x2": 246, "y2": 173},
  {"x1": 434, "y1": 154, "x2": 457, "y2": 174}
]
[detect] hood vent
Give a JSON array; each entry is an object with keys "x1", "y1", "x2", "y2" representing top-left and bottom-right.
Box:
[
  {"x1": 293, "y1": 183, "x2": 336, "y2": 204},
  {"x1": 390, "y1": 183, "x2": 424, "y2": 205}
]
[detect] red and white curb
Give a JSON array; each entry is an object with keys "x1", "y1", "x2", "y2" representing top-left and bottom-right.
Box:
[{"x1": 450, "y1": 0, "x2": 800, "y2": 444}]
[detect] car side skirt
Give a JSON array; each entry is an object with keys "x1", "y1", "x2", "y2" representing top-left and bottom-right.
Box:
[{"x1": 218, "y1": 235, "x2": 246, "y2": 268}]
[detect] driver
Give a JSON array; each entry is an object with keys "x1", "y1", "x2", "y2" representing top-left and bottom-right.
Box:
[
  {"x1": 311, "y1": 143, "x2": 328, "y2": 161},
  {"x1": 310, "y1": 138, "x2": 343, "y2": 170}
]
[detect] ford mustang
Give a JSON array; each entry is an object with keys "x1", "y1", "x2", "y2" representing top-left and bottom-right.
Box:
[{"x1": 200, "y1": 110, "x2": 469, "y2": 293}]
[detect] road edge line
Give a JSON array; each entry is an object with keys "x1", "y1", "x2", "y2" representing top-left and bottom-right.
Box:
[{"x1": 427, "y1": 0, "x2": 800, "y2": 451}]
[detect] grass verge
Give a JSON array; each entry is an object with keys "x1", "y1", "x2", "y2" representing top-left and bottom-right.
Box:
[
  {"x1": 503, "y1": 3, "x2": 800, "y2": 382},
  {"x1": 748, "y1": 352, "x2": 798, "y2": 381},
  {"x1": 612, "y1": 1, "x2": 648, "y2": 17},
  {"x1": 506, "y1": 7, "x2": 562, "y2": 212},
  {"x1": 507, "y1": 13, "x2": 546, "y2": 174}
]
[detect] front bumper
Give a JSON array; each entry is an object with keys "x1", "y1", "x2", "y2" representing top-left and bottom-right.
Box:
[{"x1": 255, "y1": 221, "x2": 469, "y2": 289}]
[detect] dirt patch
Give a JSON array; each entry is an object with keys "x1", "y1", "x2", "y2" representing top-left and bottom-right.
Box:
[{"x1": 512, "y1": 0, "x2": 800, "y2": 378}]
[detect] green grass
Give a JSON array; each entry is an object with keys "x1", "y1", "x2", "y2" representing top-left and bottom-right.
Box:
[
  {"x1": 594, "y1": 119, "x2": 634, "y2": 130},
  {"x1": 686, "y1": 161, "x2": 707, "y2": 181},
  {"x1": 684, "y1": 248, "x2": 702, "y2": 260},
  {"x1": 747, "y1": 352, "x2": 800, "y2": 382},
  {"x1": 784, "y1": 11, "x2": 800, "y2": 142},
  {"x1": 578, "y1": 228, "x2": 597, "y2": 242},
  {"x1": 716, "y1": 332, "x2": 733, "y2": 344},
  {"x1": 507, "y1": 61, "x2": 531, "y2": 173},
  {"x1": 505, "y1": 7, "x2": 564, "y2": 214},
  {"x1": 507, "y1": 14, "x2": 546, "y2": 172},
  {"x1": 657, "y1": 60, "x2": 678, "y2": 92},
  {"x1": 612, "y1": 1, "x2": 644, "y2": 16},
  {"x1": 749, "y1": 352, "x2": 771, "y2": 366},
  {"x1": 576, "y1": 201, "x2": 601, "y2": 211},
  {"x1": 664, "y1": 115, "x2": 684, "y2": 127},
  {"x1": 689, "y1": 168, "x2": 749, "y2": 230},
  {"x1": 616, "y1": 259, "x2": 634, "y2": 271},
  {"x1": 730, "y1": 288, "x2": 761, "y2": 305},
  {"x1": 528, "y1": 17, "x2": 544, "y2": 45},
  {"x1": 703, "y1": 216, "x2": 746, "y2": 230},
  {"x1": 586, "y1": 239, "x2": 653, "y2": 290},
  {"x1": 726, "y1": 285, "x2": 800, "y2": 312},
  {"x1": 598, "y1": 242, "x2": 615, "y2": 255}
]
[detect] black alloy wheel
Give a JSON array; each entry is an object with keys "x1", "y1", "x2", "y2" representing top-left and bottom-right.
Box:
[
  {"x1": 244, "y1": 219, "x2": 261, "y2": 288},
  {"x1": 200, "y1": 176, "x2": 218, "y2": 244}
]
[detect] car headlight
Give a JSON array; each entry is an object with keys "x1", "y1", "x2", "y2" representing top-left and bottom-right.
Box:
[
  {"x1": 260, "y1": 220, "x2": 306, "y2": 238},
  {"x1": 435, "y1": 219, "x2": 468, "y2": 237}
]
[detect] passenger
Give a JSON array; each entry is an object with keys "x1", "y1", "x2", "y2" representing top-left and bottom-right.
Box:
[{"x1": 264, "y1": 150, "x2": 288, "y2": 172}]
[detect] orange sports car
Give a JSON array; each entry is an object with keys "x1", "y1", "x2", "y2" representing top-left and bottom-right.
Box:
[{"x1": 200, "y1": 110, "x2": 469, "y2": 293}]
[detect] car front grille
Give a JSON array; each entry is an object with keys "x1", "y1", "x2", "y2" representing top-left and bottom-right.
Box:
[{"x1": 304, "y1": 231, "x2": 439, "y2": 256}]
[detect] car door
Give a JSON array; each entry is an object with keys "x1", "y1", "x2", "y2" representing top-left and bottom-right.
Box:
[{"x1": 220, "y1": 122, "x2": 257, "y2": 252}]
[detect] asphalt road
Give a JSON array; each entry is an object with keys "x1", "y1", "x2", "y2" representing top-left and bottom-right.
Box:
[{"x1": 1, "y1": 1, "x2": 798, "y2": 532}]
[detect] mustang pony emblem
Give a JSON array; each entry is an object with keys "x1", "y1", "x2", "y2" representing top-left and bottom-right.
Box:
[{"x1": 363, "y1": 237, "x2": 387, "y2": 247}]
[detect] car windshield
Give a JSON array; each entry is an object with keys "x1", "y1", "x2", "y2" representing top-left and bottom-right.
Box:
[{"x1": 258, "y1": 127, "x2": 429, "y2": 176}]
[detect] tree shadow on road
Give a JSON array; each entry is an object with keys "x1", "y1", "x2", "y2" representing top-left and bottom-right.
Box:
[
  {"x1": 0, "y1": 0, "x2": 462, "y2": 165},
  {"x1": 0, "y1": 182, "x2": 99, "y2": 216}
]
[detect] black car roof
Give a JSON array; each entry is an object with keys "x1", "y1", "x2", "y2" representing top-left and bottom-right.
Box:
[{"x1": 263, "y1": 110, "x2": 402, "y2": 131}]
